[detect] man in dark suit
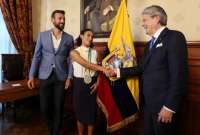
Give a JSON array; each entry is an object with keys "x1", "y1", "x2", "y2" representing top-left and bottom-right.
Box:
[
  {"x1": 109, "y1": 5, "x2": 188, "y2": 135},
  {"x1": 27, "y1": 10, "x2": 74, "y2": 135}
]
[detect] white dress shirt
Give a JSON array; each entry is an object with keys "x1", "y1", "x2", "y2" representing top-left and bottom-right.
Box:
[
  {"x1": 51, "y1": 32, "x2": 62, "y2": 51},
  {"x1": 152, "y1": 26, "x2": 166, "y2": 43},
  {"x1": 72, "y1": 46, "x2": 97, "y2": 78},
  {"x1": 50, "y1": 32, "x2": 62, "y2": 68}
]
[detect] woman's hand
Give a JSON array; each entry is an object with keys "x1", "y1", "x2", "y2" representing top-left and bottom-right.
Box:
[
  {"x1": 102, "y1": 67, "x2": 117, "y2": 77},
  {"x1": 90, "y1": 83, "x2": 98, "y2": 94},
  {"x1": 70, "y1": 50, "x2": 104, "y2": 72}
]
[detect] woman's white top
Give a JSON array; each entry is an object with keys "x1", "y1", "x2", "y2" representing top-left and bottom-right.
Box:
[{"x1": 72, "y1": 46, "x2": 97, "y2": 78}]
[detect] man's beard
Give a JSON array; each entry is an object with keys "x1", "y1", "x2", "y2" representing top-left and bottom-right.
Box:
[{"x1": 54, "y1": 23, "x2": 65, "y2": 31}]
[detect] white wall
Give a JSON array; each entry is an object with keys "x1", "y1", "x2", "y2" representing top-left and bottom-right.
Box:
[
  {"x1": 32, "y1": 0, "x2": 80, "y2": 40},
  {"x1": 33, "y1": 0, "x2": 200, "y2": 41}
]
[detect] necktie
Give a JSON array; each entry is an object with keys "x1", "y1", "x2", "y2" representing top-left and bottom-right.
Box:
[{"x1": 149, "y1": 37, "x2": 155, "y2": 50}]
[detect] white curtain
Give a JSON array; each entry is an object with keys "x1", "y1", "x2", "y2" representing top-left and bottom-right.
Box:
[{"x1": 0, "y1": 9, "x2": 17, "y2": 82}]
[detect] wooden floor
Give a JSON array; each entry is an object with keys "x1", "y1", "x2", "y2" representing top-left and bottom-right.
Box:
[{"x1": 0, "y1": 98, "x2": 143, "y2": 135}]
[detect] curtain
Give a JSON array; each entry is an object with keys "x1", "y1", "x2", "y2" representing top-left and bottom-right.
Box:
[
  {"x1": 0, "y1": 0, "x2": 33, "y2": 77},
  {"x1": 0, "y1": 9, "x2": 17, "y2": 82}
]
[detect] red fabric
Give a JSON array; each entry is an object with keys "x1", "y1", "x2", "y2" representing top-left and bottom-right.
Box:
[{"x1": 97, "y1": 73, "x2": 122, "y2": 126}]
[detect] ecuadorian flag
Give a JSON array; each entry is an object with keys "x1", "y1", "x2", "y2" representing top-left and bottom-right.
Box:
[{"x1": 97, "y1": 0, "x2": 139, "y2": 132}]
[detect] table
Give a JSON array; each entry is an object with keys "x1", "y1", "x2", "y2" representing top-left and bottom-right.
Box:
[{"x1": 0, "y1": 79, "x2": 38, "y2": 118}]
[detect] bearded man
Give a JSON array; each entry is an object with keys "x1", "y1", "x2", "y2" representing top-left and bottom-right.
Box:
[{"x1": 28, "y1": 10, "x2": 74, "y2": 135}]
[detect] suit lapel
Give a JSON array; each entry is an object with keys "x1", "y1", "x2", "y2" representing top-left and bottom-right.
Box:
[
  {"x1": 143, "y1": 28, "x2": 169, "y2": 68},
  {"x1": 48, "y1": 30, "x2": 55, "y2": 54},
  {"x1": 143, "y1": 45, "x2": 151, "y2": 69}
]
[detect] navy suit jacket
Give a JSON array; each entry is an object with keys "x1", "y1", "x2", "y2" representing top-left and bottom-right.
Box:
[
  {"x1": 29, "y1": 30, "x2": 74, "y2": 81},
  {"x1": 119, "y1": 28, "x2": 188, "y2": 113}
]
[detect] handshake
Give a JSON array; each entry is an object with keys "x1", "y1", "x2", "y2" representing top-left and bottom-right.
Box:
[{"x1": 102, "y1": 67, "x2": 117, "y2": 77}]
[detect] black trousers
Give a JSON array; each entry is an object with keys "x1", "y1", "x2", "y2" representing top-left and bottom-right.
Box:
[
  {"x1": 39, "y1": 71, "x2": 65, "y2": 135},
  {"x1": 144, "y1": 106, "x2": 178, "y2": 135}
]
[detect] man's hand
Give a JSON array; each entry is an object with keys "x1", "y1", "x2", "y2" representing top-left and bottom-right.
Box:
[
  {"x1": 101, "y1": 67, "x2": 110, "y2": 75},
  {"x1": 64, "y1": 79, "x2": 71, "y2": 90},
  {"x1": 158, "y1": 107, "x2": 173, "y2": 123},
  {"x1": 27, "y1": 79, "x2": 36, "y2": 89},
  {"x1": 104, "y1": 68, "x2": 116, "y2": 77}
]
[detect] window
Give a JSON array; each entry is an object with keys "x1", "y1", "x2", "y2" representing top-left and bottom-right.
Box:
[{"x1": 0, "y1": 8, "x2": 17, "y2": 83}]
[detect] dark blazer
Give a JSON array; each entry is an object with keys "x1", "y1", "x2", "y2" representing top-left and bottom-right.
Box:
[
  {"x1": 119, "y1": 28, "x2": 188, "y2": 113},
  {"x1": 29, "y1": 30, "x2": 74, "y2": 81}
]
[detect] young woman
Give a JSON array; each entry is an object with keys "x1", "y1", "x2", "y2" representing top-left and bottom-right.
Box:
[{"x1": 70, "y1": 29, "x2": 107, "y2": 135}]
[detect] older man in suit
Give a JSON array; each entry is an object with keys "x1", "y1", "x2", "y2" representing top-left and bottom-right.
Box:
[
  {"x1": 109, "y1": 5, "x2": 188, "y2": 135},
  {"x1": 27, "y1": 10, "x2": 74, "y2": 135}
]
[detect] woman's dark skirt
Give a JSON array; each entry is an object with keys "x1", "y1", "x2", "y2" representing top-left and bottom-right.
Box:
[{"x1": 73, "y1": 76, "x2": 97, "y2": 125}]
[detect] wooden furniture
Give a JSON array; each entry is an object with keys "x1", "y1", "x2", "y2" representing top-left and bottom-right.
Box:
[
  {"x1": 0, "y1": 79, "x2": 38, "y2": 102},
  {"x1": 1, "y1": 54, "x2": 24, "y2": 81},
  {"x1": 0, "y1": 79, "x2": 38, "y2": 118}
]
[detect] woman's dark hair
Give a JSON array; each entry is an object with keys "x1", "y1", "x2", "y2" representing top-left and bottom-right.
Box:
[{"x1": 75, "y1": 29, "x2": 94, "y2": 47}]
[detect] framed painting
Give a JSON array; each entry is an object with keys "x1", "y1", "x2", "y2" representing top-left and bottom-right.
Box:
[{"x1": 80, "y1": 0, "x2": 121, "y2": 38}]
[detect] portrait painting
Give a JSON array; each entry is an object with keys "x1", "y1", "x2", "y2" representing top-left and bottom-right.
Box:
[{"x1": 80, "y1": 0, "x2": 121, "y2": 38}]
